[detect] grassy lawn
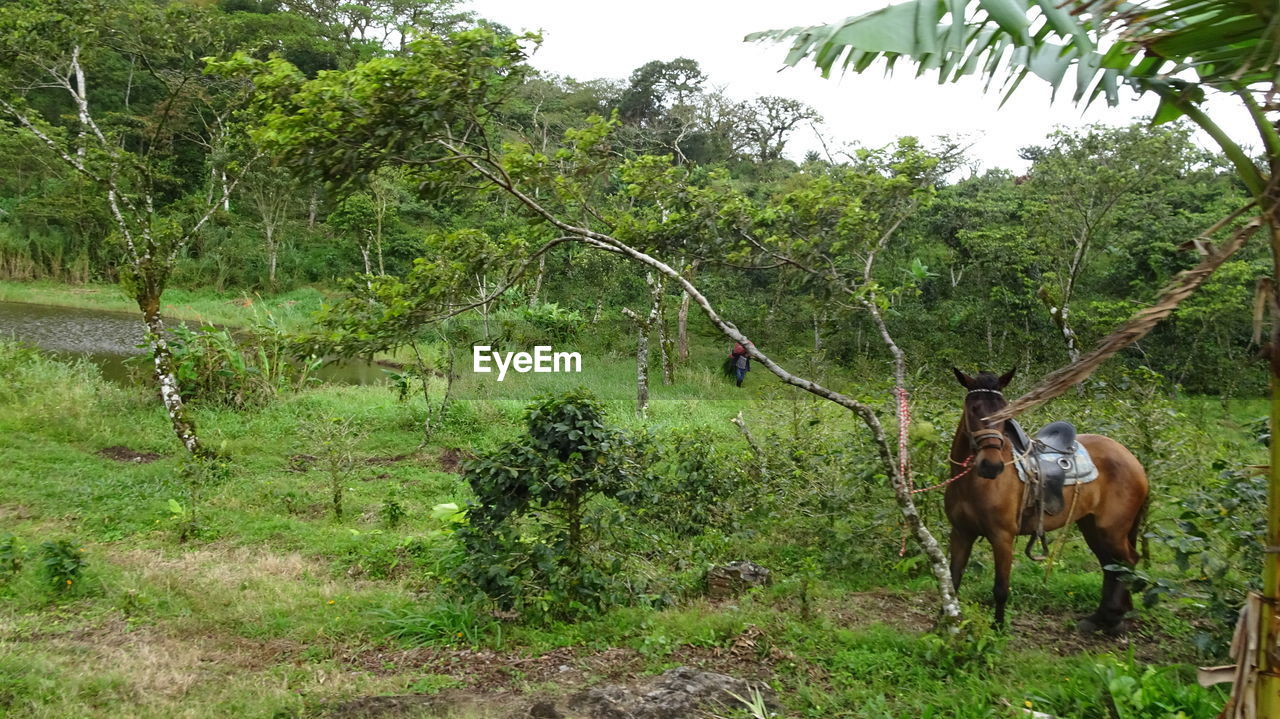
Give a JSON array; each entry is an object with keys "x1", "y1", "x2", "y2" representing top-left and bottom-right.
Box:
[{"x1": 0, "y1": 326, "x2": 1255, "y2": 717}]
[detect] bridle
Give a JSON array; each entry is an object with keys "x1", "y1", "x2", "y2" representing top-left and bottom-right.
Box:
[{"x1": 964, "y1": 388, "x2": 1007, "y2": 453}]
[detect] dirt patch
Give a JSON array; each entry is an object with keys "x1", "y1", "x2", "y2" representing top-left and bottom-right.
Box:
[
  {"x1": 111, "y1": 544, "x2": 374, "y2": 603},
  {"x1": 344, "y1": 645, "x2": 589, "y2": 691},
  {"x1": 342, "y1": 627, "x2": 787, "y2": 697},
  {"x1": 434, "y1": 448, "x2": 472, "y2": 474},
  {"x1": 823, "y1": 590, "x2": 938, "y2": 633},
  {"x1": 97, "y1": 445, "x2": 162, "y2": 463},
  {"x1": 289, "y1": 453, "x2": 318, "y2": 472},
  {"x1": 0, "y1": 504, "x2": 35, "y2": 522},
  {"x1": 366, "y1": 454, "x2": 414, "y2": 467},
  {"x1": 12, "y1": 621, "x2": 254, "y2": 704},
  {"x1": 325, "y1": 666, "x2": 774, "y2": 719},
  {"x1": 1007, "y1": 612, "x2": 1177, "y2": 663},
  {"x1": 325, "y1": 690, "x2": 508, "y2": 719}
]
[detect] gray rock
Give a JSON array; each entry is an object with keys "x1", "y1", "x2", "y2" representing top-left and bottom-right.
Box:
[
  {"x1": 705, "y1": 561, "x2": 772, "y2": 599},
  {"x1": 567, "y1": 666, "x2": 774, "y2": 719}
]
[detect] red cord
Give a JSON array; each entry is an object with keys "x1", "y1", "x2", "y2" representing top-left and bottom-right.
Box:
[
  {"x1": 897, "y1": 387, "x2": 911, "y2": 556},
  {"x1": 911, "y1": 455, "x2": 974, "y2": 494}
]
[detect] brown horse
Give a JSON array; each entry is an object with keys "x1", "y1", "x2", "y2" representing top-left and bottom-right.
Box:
[{"x1": 945, "y1": 368, "x2": 1149, "y2": 632}]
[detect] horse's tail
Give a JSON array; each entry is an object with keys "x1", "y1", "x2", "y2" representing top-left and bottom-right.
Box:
[{"x1": 1129, "y1": 495, "x2": 1150, "y2": 566}]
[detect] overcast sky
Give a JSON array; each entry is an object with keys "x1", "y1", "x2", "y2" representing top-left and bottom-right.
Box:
[{"x1": 465, "y1": 0, "x2": 1258, "y2": 173}]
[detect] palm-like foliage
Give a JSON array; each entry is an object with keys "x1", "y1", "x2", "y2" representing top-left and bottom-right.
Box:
[{"x1": 749, "y1": 0, "x2": 1278, "y2": 194}]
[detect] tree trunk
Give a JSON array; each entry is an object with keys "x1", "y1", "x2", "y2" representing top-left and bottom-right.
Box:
[
  {"x1": 307, "y1": 185, "x2": 319, "y2": 229},
  {"x1": 656, "y1": 279, "x2": 674, "y2": 385},
  {"x1": 72, "y1": 46, "x2": 88, "y2": 159},
  {"x1": 266, "y1": 227, "x2": 277, "y2": 286},
  {"x1": 677, "y1": 260, "x2": 698, "y2": 362},
  {"x1": 1038, "y1": 287, "x2": 1081, "y2": 363},
  {"x1": 678, "y1": 289, "x2": 691, "y2": 361},
  {"x1": 529, "y1": 253, "x2": 545, "y2": 307},
  {"x1": 632, "y1": 314, "x2": 650, "y2": 415},
  {"x1": 1260, "y1": 218, "x2": 1280, "y2": 716},
  {"x1": 622, "y1": 274, "x2": 664, "y2": 415},
  {"x1": 374, "y1": 199, "x2": 386, "y2": 276},
  {"x1": 138, "y1": 292, "x2": 206, "y2": 458},
  {"x1": 359, "y1": 235, "x2": 372, "y2": 275}
]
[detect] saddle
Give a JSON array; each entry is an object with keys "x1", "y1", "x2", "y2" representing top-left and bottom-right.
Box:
[{"x1": 1007, "y1": 419, "x2": 1098, "y2": 560}]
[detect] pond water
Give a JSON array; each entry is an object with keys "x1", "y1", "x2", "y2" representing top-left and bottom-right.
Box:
[{"x1": 0, "y1": 300, "x2": 384, "y2": 385}]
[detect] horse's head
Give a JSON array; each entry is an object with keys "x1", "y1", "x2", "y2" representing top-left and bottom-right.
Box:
[{"x1": 952, "y1": 367, "x2": 1016, "y2": 479}]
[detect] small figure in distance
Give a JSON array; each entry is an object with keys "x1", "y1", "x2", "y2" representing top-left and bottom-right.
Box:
[{"x1": 730, "y1": 339, "x2": 750, "y2": 387}]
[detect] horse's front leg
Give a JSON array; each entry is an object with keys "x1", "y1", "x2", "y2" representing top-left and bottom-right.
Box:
[
  {"x1": 990, "y1": 529, "x2": 1015, "y2": 628},
  {"x1": 949, "y1": 527, "x2": 977, "y2": 592}
]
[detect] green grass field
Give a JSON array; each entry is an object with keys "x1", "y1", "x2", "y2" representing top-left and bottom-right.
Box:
[{"x1": 0, "y1": 286, "x2": 1261, "y2": 718}]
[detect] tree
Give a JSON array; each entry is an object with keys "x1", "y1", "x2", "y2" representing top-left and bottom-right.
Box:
[
  {"x1": 620, "y1": 273, "x2": 664, "y2": 415},
  {"x1": 618, "y1": 57, "x2": 705, "y2": 126},
  {"x1": 0, "y1": 0, "x2": 252, "y2": 457},
  {"x1": 1021, "y1": 124, "x2": 1210, "y2": 362},
  {"x1": 752, "y1": 0, "x2": 1278, "y2": 708},
  {"x1": 241, "y1": 165, "x2": 294, "y2": 287},
  {"x1": 740, "y1": 95, "x2": 820, "y2": 162},
  {"x1": 224, "y1": 33, "x2": 971, "y2": 623}
]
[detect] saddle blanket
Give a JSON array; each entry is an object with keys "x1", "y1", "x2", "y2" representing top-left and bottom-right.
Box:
[{"x1": 1014, "y1": 440, "x2": 1099, "y2": 486}]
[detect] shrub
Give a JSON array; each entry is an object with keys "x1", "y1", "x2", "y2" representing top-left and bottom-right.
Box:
[
  {"x1": 38, "y1": 540, "x2": 86, "y2": 593},
  {"x1": 634, "y1": 428, "x2": 746, "y2": 538},
  {"x1": 456, "y1": 389, "x2": 646, "y2": 619},
  {"x1": 1129, "y1": 462, "x2": 1264, "y2": 656},
  {"x1": 301, "y1": 415, "x2": 367, "y2": 520},
  {"x1": 168, "y1": 317, "x2": 319, "y2": 408},
  {"x1": 0, "y1": 535, "x2": 23, "y2": 579}
]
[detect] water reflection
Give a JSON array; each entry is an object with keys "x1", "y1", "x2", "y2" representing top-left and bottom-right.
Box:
[{"x1": 0, "y1": 301, "x2": 382, "y2": 385}]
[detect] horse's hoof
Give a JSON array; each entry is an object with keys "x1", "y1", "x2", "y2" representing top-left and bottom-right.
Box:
[
  {"x1": 1075, "y1": 616, "x2": 1101, "y2": 634},
  {"x1": 1103, "y1": 618, "x2": 1134, "y2": 636},
  {"x1": 1076, "y1": 615, "x2": 1131, "y2": 636}
]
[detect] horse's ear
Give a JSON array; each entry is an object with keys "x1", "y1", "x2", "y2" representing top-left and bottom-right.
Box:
[
  {"x1": 997, "y1": 367, "x2": 1016, "y2": 389},
  {"x1": 952, "y1": 367, "x2": 973, "y2": 388}
]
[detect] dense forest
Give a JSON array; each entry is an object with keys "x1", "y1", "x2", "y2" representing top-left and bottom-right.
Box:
[
  {"x1": 0, "y1": 0, "x2": 1276, "y2": 717},
  {"x1": 0, "y1": 0, "x2": 1264, "y2": 393}
]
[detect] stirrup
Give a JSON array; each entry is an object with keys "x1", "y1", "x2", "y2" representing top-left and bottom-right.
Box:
[{"x1": 1024, "y1": 532, "x2": 1049, "y2": 562}]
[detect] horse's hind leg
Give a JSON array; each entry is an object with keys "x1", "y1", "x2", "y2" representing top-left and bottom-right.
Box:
[
  {"x1": 1076, "y1": 515, "x2": 1137, "y2": 633},
  {"x1": 949, "y1": 527, "x2": 977, "y2": 592}
]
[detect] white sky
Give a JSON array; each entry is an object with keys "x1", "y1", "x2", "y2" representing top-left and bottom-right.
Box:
[{"x1": 465, "y1": 0, "x2": 1259, "y2": 173}]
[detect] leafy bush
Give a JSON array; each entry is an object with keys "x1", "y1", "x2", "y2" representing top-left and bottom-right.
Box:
[
  {"x1": 456, "y1": 389, "x2": 646, "y2": 619},
  {"x1": 1096, "y1": 657, "x2": 1225, "y2": 719},
  {"x1": 0, "y1": 535, "x2": 23, "y2": 579},
  {"x1": 1131, "y1": 462, "x2": 1264, "y2": 655},
  {"x1": 340, "y1": 528, "x2": 457, "y2": 581},
  {"x1": 38, "y1": 540, "x2": 86, "y2": 593},
  {"x1": 168, "y1": 317, "x2": 319, "y2": 408},
  {"x1": 381, "y1": 492, "x2": 407, "y2": 528},
  {"x1": 635, "y1": 428, "x2": 746, "y2": 537},
  {"x1": 301, "y1": 415, "x2": 367, "y2": 520},
  {"x1": 502, "y1": 302, "x2": 584, "y2": 344}
]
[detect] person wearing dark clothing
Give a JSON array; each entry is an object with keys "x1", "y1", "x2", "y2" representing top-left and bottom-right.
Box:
[{"x1": 730, "y1": 341, "x2": 750, "y2": 387}]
